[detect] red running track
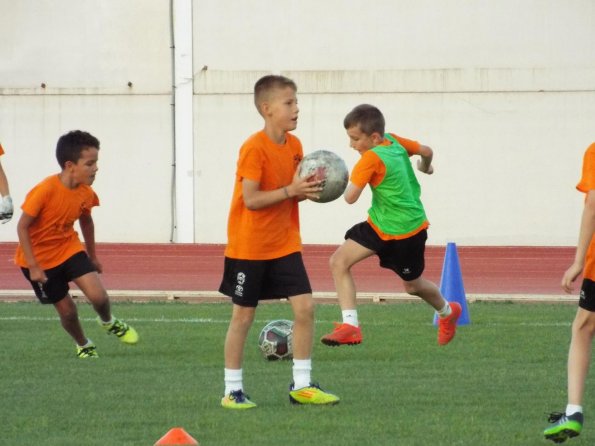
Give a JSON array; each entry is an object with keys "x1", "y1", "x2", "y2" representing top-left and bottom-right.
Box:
[{"x1": 0, "y1": 242, "x2": 575, "y2": 295}]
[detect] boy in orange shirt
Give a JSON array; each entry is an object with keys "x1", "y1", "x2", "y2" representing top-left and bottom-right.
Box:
[
  {"x1": 0, "y1": 142, "x2": 13, "y2": 222},
  {"x1": 218, "y1": 75, "x2": 340, "y2": 409},
  {"x1": 544, "y1": 142, "x2": 595, "y2": 443},
  {"x1": 15, "y1": 130, "x2": 138, "y2": 358},
  {"x1": 321, "y1": 104, "x2": 461, "y2": 347}
]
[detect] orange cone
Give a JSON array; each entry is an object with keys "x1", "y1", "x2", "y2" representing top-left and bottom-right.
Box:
[{"x1": 154, "y1": 427, "x2": 199, "y2": 446}]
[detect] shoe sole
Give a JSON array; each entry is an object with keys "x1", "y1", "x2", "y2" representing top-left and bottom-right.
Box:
[
  {"x1": 320, "y1": 338, "x2": 361, "y2": 346},
  {"x1": 289, "y1": 395, "x2": 340, "y2": 405},
  {"x1": 545, "y1": 429, "x2": 580, "y2": 443}
]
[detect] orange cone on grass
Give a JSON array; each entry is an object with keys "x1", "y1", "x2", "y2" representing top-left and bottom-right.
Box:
[{"x1": 154, "y1": 427, "x2": 199, "y2": 446}]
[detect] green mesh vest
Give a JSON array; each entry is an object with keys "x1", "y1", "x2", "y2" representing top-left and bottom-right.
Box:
[{"x1": 368, "y1": 134, "x2": 427, "y2": 235}]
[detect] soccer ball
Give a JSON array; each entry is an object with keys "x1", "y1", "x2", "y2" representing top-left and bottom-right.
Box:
[
  {"x1": 298, "y1": 150, "x2": 349, "y2": 203},
  {"x1": 258, "y1": 319, "x2": 293, "y2": 360}
]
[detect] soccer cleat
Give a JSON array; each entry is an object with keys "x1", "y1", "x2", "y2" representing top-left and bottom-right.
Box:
[
  {"x1": 99, "y1": 317, "x2": 139, "y2": 344},
  {"x1": 544, "y1": 411, "x2": 583, "y2": 443},
  {"x1": 76, "y1": 343, "x2": 98, "y2": 359},
  {"x1": 320, "y1": 322, "x2": 362, "y2": 346},
  {"x1": 289, "y1": 382, "x2": 340, "y2": 405},
  {"x1": 437, "y1": 302, "x2": 462, "y2": 345},
  {"x1": 221, "y1": 390, "x2": 257, "y2": 409}
]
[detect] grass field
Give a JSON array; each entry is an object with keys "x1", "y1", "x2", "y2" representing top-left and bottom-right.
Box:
[{"x1": 0, "y1": 300, "x2": 593, "y2": 446}]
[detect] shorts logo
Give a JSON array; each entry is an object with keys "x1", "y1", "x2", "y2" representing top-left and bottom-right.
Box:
[
  {"x1": 402, "y1": 268, "x2": 411, "y2": 275},
  {"x1": 235, "y1": 272, "x2": 246, "y2": 297},
  {"x1": 580, "y1": 290, "x2": 586, "y2": 300},
  {"x1": 237, "y1": 272, "x2": 246, "y2": 285}
]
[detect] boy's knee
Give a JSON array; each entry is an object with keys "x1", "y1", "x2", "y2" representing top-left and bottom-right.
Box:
[
  {"x1": 293, "y1": 299, "x2": 314, "y2": 323},
  {"x1": 403, "y1": 280, "x2": 420, "y2": 296},
  {"x1": 572, "y1": 311, "x2": 595, "y2": 336},
  {"x1": 56, "y1": 301, "x2": 78, "y2": 321},
  {"x1": 329, "y1": 251, "x2": 347, "y2": 273}
]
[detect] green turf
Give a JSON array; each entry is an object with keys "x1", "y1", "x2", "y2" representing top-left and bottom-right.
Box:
[{"x1": 0, "y1": 300, "x2": 592, "y2": 445}]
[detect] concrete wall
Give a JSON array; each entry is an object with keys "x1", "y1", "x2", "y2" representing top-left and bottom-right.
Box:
[{"x1": 1, "y1": 0, "x2": 594, "y2": 245}]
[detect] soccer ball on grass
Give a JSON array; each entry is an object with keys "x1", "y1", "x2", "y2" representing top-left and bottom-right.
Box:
[{"x1": 258, "y1": 319, "x2": 293, "y2": 360}]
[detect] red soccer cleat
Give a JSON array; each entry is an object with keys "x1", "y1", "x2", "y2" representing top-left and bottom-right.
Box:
[
  {"x1": 320, "y1": 322, "x2": 363, "y2": 346},
  {"x1": 437, "y1": 302, "x2": 462, "y2": 345}
]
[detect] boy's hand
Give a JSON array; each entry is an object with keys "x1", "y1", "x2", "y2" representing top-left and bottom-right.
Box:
[
  {"x1": 288, "y1": 171, "x2": 323, "y2": 201},
  {"x1": 561, "y1": 262, "x2": 584, "y2": 293},
  {"x1": 417, "y1": 159, "x2": 434, "y2": 175},
  {"x1": 29, "y1": 265, "x2": 47, "y2": 284},
  {"x1": 0, "y1": 195, "x2": 13, "y2": 223}
]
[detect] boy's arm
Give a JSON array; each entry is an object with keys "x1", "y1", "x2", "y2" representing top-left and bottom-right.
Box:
[
  {"x1": 416, "y1": 144, "x2": 434, "y2": 175},
  {"x1": 0, "y1": 161, "x2": 13, "y2": 223},
  {"x1": 344, "y1": 183, "x2": 364, "y2": 204},
  {"x1": 79, "y1": 213, "x2": 102, "y2": 273},
  {"x1": 16, "y1": 212, "x2": 47, "y2": 283},
  {"x1": 561, "y1": 189, "x2": 595, "y2": 293},
  {"x1": 242, "y1": 173, "x2": 322, "y2": 210}
]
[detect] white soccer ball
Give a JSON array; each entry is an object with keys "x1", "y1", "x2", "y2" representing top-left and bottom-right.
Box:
[
  {"x1": 258, "y1": 319, "x2": 293, "y2": 360},
  {"x1": 298, "y1": 150, "x2": 349, "y2": 203}
]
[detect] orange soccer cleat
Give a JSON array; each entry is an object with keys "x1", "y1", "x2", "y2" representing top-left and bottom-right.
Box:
[
  {"x1": 437, "y1": 302, "x2": 462, "y2": 345},
  {"x1": 320, "y1": 322, "x2": 362, "y2": 346}
]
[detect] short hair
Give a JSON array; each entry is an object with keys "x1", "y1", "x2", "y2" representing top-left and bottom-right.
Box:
[
  {"x1": 56, "y1": 130, "x2": 100, "y2": 168},
  {"x1": 343, "y1": 104, "x2": 385, "y2": 136},
  {"x1": 254, "y1": 75, "x2": 297, "y2": 113}
]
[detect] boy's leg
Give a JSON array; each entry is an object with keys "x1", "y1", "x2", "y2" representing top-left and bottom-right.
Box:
[
  {"x1": 288, "y1": 293, "x2": 339, "y2": 405},
  {"x1": 72, "y1": 271, "x2": 111, "y2": 322},
  {"x1": 402, "y1": 276, "x2": 444, "y2": 310},
  {"x1": 567, "y1": 308, "x2": 595, "y2": 407},
  {"x1": 543, "y1": 308, "x2": 593, "y2": 442},
  {"x1": 224, "y1": 304, "x2": 256, "y2": 370},
  {"x1": 73, "y1": 271, "x2": 138, "y2": 344},
  {"x1": 329, "y1": 239, "x2": 375, "y2": 311},
  {"x1": 288, "y1": 294, "x2": 314, "y2": 361},
  {"x1": 222, "y1": 304, "x2": 257, "y2": 409},
  {"x1": 53, "y1": 294, "x2": 87, "y2": 346},
  {"x1": 544, "y1": 308, "x2": 595, "y2": 442},
  {"x1": 321, "y1": 240, "x2": 373, "y2": 346},
  {"x1": 403, "y1": 277, "x2": 461, "y2": 346}
]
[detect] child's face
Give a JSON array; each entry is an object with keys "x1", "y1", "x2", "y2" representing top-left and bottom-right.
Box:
[
  {"x1": 68, "y1": 147, "x2": 99, "y2": 186},
  {"x1": 346, "y1": 125, "x2": 383, "y2": 155},
  {"x1": 263, "y1": 86, "x2": 299, "y2": 132}
]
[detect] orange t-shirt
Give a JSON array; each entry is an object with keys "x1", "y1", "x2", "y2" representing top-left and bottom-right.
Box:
[
  {"x1": 350, "y1": 133, "x2": 428, "y2": 240},
  {"x1": 224, "y1": 130, "x2": 303, "y2": 260},
  {"x1": 15, "y1": 175, "x2": 100, "y2": 269},
  {"x1": 578, "y1": 143, "x2": 595, "y2": 280},
  {"x1": 0, "y1": 142, "x2": 4, "y2": 156}
]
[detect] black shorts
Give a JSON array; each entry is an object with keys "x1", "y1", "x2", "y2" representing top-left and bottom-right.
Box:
[
  {"x1": 579, "y1": 278, "x2": 595, "y2": 312},
  {"x1": 219, "y1": 252, "x2": 312, "y2": 307},
  {"x1": 345, "y1": 221, "x2": 427, "y2": 281},
  {"x1": 21, "y1": 251, "x2": 97, "y2": 304}
]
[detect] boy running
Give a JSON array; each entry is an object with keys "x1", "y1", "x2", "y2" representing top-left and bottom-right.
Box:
[
  {"x1": 321, "y1": 104, "x2": 461, "y2": 347},
  {"x1": 15, "y1": 130, "x2": 138, "y2": 358}
]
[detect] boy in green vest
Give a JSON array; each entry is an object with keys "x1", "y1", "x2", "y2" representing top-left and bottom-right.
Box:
[{"x1": 321, "y1": 104, "x2": 461, "y2": 347}]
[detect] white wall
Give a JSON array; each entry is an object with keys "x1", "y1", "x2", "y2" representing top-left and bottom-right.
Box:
[
  {"x1": 0, "y1": 0, "x2": 173, "y2": 243},
  {"x1": 1, "y1": 0, "x2": 594, "y2": 245}
]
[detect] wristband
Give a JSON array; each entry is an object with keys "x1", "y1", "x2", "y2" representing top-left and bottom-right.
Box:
[{"x1": 283, "y1": 187, "x2": 290, "y2": 198}]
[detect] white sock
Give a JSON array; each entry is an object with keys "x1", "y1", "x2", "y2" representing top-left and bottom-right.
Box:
[
  {"x1": 224, "y1": 368, "x2": 243, "y2": 395},
  {"x1": 342, "y1": 310, "x2": 359, "y2": 327},
  {"x1": 566, "y1": 404, "x2": 583, "y2": 416},
  {"x1": 100, "y1": 316, "x2": 115, "y2": 325},
  {"x1": 77, "y1": 338, "x2": 93, "y2": 348},
  {"x1": 292, "y1": 359, "x2": 312, "y2": 390},
  {"x1": 437, "y1": 302, "x2": 452, "y2": 318}
]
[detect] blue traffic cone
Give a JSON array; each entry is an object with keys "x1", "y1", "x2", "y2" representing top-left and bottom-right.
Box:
[{"x1": 433, "y1": 242, "x2": 470, "y2": 325}]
